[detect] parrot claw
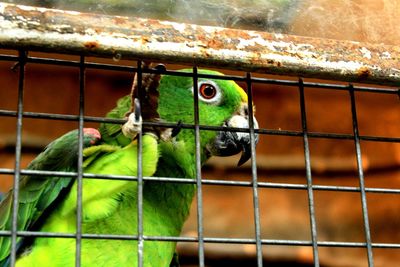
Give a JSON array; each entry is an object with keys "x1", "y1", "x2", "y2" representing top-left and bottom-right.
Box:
[
  {"x1": 155, "y1": 64, "x2": 166, "y2": 72},
  {"x1": 171, "y1": 120, "x2": 183, "y2": 138},
  {"x1": 122, "y1": 98, "x2": 142, "y2": 140}
]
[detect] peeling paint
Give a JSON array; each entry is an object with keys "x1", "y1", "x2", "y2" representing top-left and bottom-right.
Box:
[
  {"x1": 0, "y1": 3, "x2": 5, "y2": 14},
  {"x1": 360, "y1": 47, "x2": 372, "y2": 59},
  {"x1": 172, "y1": 22, "x2": 186, "y2": 32},
  {"x1": 392, "y1": 68, "x2": 400, "y2": 73},
  {"x1": 380, "y1": 51, "x2": 391, "y2": 59},
  {"x1": 84, "y1": 28, "x2": 97, "y2": 36},
  {"x1": 14, "y1": 3, "x2": 46, "y2": 13},
  {"x1": 237, "y1": 35, "x2": 276, "y2": 51}
]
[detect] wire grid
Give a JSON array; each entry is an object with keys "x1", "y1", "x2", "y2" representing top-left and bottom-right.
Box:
[{"x1": 0, "y1": 50, "x2": 399, "y2": 267}]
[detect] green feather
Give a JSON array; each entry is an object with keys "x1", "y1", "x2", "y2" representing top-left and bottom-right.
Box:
[{"x1": 98, "y1": 96, "x2": 132, "y2": 147}]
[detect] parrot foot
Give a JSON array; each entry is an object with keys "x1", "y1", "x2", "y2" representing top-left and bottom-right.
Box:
[
  {"x1": 171, "y1": 120, "x2": 183, "y2": 138},
  {"x1": 159, "y1": 127, "x2": 172, "y2": 142},
  {"x1": 122, "y1": 98, "x2": 142, "y2": 139}
]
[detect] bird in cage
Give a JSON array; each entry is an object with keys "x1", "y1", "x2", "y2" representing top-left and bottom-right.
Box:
[{"x1": 0, "y1": 64, "x2": 258, "y2": 266}]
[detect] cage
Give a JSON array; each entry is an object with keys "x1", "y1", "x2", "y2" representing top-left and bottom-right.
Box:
[{"x1": 0, "y1": 1, "x2": 399, "y2": 267}]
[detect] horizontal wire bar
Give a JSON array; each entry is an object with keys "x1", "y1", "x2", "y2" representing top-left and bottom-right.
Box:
[
  {"x1": 1, "y1": 168, "x2": 400, "y2": 195},
  {"x1": 0, "y1": 109, "x2": 256, "y2": 132},
  {"x1": 0, "y1": 230, "x2": 398, "y2": 249},
  {"x1": 1, "y1": 53, "x2": 399, "y2": 95},
  {"x1": 0, "y1": 54, "x2": 18, "y2": 61},
  {"x1": 0, "y1": 109, "x2": 399, "y2": 143}
]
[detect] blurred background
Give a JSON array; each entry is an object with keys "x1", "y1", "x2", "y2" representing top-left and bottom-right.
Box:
[
  {"x1": 3, "y1": 0, "x2": 400, "y2": 45},
  {"x1": 0, "y1": 0, "x2": 400, "y2": 266}
]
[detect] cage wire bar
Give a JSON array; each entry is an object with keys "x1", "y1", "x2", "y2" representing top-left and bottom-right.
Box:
[
  {"x1": 136, "y1": 61, "x2": 145, "y2": 267},
  {"x1": 349, "y1": 85, "x2": 374, "y2": 266},
  {"x1": 9, "y1": 50, "x2": 26, "y2": 267},
  {"x1": 192, "y1": 67, "x2": 206, "y2": 266},
  {"x1": 246, "y1": 72, "x2": 264, "y2": 266},
  {"x1": 298, "y1": 78, "x2": 319, "y2": 266},
  {"x1": 74, "y1": 55, "x2": 85, "y2": 267},
  {"x1": 0, "y1": 2, "x2": 399, "y2": 267}
]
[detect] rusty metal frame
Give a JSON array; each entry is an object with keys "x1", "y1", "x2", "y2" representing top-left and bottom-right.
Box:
[{"x1": 0, "y1": 2, "x2": 399, "y2": 86}]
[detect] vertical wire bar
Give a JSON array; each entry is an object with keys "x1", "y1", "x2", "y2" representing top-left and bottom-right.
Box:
[
  {"x1": 75, "y1": 55, "x2": 86, "y2": 267},
  {"x1": 298, "y1": 78, "x2": 320, "y2": 266},
  {"x1": 246, "y1": 72, "x2": 263, "y2": 266},
  {"x1": 10, "y1": 50, "x2": 27, "y2": 267},
  {"x1": 136, "y1": 61, "x2": 144, "y2": 267},
  {"x1": 349, "y1": 84, "x2": 374, "y2": 266},
  {"x1": 192, "y1": 67, "x2": 205, "y2": 267}
]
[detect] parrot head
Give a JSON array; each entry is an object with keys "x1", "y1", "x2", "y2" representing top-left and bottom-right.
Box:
[
  {"x1": 100, "y1": 68, "x2": 258, "y2": 167},
  {"x1": 157, "y1": 69, "x2": 258, "y2": 166}
]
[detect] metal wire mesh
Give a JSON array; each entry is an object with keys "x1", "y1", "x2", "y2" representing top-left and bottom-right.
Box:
[{"x1": 0, "y1": 49, "x2": 399, "y2": 267}]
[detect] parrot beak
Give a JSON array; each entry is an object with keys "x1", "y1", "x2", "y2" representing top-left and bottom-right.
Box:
[{"x1": 207, "y1": 103, "x2": 259, "y2": 166}]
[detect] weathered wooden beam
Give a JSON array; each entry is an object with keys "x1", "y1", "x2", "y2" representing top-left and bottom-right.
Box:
[{"x1": 0, "y1": 2, "x2": 399, "y2": 85}]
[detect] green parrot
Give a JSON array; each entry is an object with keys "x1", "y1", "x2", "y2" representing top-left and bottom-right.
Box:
[{"x1": 0, "y1": 68, "x2": 258, "y2": 266}]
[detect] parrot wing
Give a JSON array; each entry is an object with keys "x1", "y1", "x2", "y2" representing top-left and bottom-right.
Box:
[{"x1": 0, "y1": 128, "x2": 101, "y2": 263}]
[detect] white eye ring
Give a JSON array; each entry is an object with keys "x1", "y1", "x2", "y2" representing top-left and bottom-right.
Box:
[{"x1": 192, "y1": 80, "x2": 222, "y2": 105}]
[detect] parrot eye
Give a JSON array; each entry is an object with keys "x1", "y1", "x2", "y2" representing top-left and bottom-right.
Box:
[
  {"x1": 195, "y1": 80, "x2": 222, "y2": 105},
  {"x1": 200, "y1": 83, "x2": 217, "y2": 99}
]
